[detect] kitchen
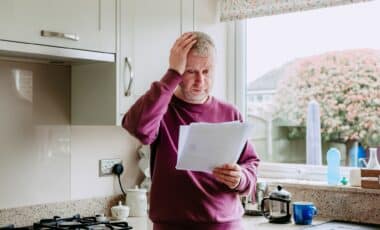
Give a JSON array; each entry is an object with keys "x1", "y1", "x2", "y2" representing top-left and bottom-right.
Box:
[{"x1": 1, "y1": 0, "x2": 380, "y2": 229}]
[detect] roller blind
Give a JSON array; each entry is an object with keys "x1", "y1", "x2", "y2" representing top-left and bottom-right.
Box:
[{"x1": 220, "y1": 0, "x2": 372, "y2": 21}]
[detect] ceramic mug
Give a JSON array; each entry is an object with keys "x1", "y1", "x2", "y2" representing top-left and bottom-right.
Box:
[{"x1": 292, "y1": 202, "x2": 317, "y2": 225}]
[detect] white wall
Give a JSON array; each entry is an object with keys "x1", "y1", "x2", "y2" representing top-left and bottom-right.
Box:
[{"x1": 70, "y1": 126, "x2": 142, "y2": 200}]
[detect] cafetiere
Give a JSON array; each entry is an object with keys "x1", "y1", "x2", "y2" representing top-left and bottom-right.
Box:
[{"x1": 261, "y1": 185, "x2": 291, "y2": 223}]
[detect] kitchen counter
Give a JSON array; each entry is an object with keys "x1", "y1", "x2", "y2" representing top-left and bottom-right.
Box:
[{"x1": 126, "y1": 215, "x2": 329, "y2": 230}]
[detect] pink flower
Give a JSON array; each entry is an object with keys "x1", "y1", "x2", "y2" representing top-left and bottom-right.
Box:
[{"x1": 275, "y1": 49, "x2": 380, "y2": 147}]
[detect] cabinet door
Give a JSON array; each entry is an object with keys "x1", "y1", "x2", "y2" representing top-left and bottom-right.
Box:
[
  {"x1": 117, "y1": 0, "x2": 194, "y2": 123},
  {"x1": 0, "y1": 0, "x2": 115, "y2": 53}
]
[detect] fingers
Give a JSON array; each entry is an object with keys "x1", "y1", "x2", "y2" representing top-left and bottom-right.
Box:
[
  {"x1": 214, "y1": 163, "x2": 240, "y2": 171},
  {"x1": 179, "y1": 32, "x2": 194, "y2": 42},
  {"x1": 213, "y1": 167, "x2": 240, "y2": 177},
  {"x1": 214, "y1": 173, "x2": 237, "y2": 184},
  {"x1": 184, "y1": 39, "x2": 197, "y2": 53},
  {"x1": 173, "y1": 33, "x2": 191, "y2": 47},
  {"x1": 213, "y1": 171, "x2": 239, "y2": 183},
  {"x1": 173, "y1": 33, "x2": 196, "y2": 50},
  {"x1": 169, "y1": 32, "x2": 197, "y2": 75},
  {"x1": 213, "y1": 171, "x2": 241, "y2": 189},
  {"x1": 212, "y1": 164, "x2": 242, "y2": 189}
]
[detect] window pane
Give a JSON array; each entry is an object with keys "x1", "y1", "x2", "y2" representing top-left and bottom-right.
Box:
[{"x1": 246, "y1": 1, "x2": 380, "y2": 166}]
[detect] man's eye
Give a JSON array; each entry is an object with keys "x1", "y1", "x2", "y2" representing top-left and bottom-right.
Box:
[
  {"x1": 202, "y1": 70, "x2": 209, "y2": 75},
  {"x1": 186, "y1": 70, "x2": 195, "y2": 74}
]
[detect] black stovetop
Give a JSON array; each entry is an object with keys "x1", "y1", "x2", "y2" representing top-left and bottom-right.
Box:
[{"x1": 1, "y1": 214, "x2": 132, "y2": 230}]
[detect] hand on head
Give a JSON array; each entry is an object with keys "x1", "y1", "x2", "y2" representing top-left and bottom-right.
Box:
[
  {"x1": 212, "y1": 163, "x2": 242, "y2": 189},
  {"x1": 169, "y1": 32, "x2": 197, "y2": 75}
]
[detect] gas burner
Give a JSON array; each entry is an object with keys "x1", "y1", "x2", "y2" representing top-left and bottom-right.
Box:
[{"x1": 32, "y1": 214, "x2": 132, "y2": 230}]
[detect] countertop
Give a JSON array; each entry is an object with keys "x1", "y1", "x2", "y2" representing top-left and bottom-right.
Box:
[{"x1": 126, "y1": 215, "x2": 329, "y2": 230}]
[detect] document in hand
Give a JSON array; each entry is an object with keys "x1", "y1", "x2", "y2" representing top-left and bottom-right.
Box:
[{"x1": 176, "y1": 121, "x2": 254, "y2": 173}]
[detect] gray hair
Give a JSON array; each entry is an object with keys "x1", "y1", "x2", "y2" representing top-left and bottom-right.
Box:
[{"x1": 191, "y1": 31, "x2": 215, "y2": 56}]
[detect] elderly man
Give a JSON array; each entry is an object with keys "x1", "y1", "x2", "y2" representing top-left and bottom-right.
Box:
[{"x1": 123, "y1": 31, "x2": 259, "y2": 230}]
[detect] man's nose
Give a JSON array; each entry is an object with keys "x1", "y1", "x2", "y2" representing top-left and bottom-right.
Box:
[{"x1": 194, "y1": 72, "x2": 205, "y2": 84}]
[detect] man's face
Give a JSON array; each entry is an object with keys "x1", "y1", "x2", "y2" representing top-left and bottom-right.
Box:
[{"x1": 178, "y1": 50, "x2": 215, "y2": 104}]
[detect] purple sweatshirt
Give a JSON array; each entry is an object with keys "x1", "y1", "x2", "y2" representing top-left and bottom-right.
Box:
[{"x1": 123, "y1": 70, "x2": 260, "y2": 229}]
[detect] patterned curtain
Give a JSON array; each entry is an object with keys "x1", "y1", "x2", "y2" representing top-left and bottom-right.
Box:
[{"x1": 220, "y1": 0, "x2": 373, "y2": 21}]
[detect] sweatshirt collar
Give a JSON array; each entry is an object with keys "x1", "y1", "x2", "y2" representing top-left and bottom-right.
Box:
[{"x1": 171, "y1": 95, "x2": 213, "y2": 113}]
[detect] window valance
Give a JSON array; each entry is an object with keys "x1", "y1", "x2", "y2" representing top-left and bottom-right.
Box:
[{"x1": 220, "y1": 0, "x2": 372, "y2": 21}]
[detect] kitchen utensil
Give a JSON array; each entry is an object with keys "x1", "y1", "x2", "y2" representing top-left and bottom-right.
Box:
[{"x1": 261, "y1": 185, "x2": 291, "y2": 223}]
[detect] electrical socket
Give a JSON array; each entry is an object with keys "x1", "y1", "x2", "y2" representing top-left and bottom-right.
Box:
[{"x1": 99, "y1": 158, "x2": 122, "y2": 177}]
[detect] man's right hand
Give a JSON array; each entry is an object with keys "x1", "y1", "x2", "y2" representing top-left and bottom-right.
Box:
[{"x1": 169, "y1": 32, "x2": 197, "y2": 75}]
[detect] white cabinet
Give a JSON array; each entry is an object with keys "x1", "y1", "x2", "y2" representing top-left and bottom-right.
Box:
[
  {"x1": 0, "y1": 0, "x2": 116, "y2": 53},
  {"x1": 117, "y1": 0, "x2": 194, "y2": 123}
]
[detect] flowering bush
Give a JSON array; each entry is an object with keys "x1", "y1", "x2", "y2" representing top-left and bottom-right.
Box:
[{"x1": 274, "y1": 49, "x2": 380, "y2": 147}]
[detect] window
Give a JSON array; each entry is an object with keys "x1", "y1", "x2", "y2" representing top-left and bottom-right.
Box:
[{"x1": 238, "y1": 1, "x2": 380, "y2": 174}]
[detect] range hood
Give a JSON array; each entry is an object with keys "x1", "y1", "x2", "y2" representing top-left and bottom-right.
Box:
[{"x1": 0, "y1": 39, "x2": 115, "y2": 64}]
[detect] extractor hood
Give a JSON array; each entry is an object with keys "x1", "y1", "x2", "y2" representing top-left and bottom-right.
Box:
[{"x1": 0, "y1": 39, "x2": 115, "y2": 64}]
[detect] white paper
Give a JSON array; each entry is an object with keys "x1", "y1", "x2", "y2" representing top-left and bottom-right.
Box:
[{"x1": 176, "y1": 121, "x2": 254, "y2": 173}]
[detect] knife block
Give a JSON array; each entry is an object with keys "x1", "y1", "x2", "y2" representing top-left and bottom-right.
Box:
[{"x1": 361, "y1": 169, "x2": 380, "y2": 189}]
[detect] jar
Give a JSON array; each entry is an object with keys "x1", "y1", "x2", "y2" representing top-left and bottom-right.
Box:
[
  {"x1": 126, "y1": 185, "x2": 147, "y2": 217},
  {"x1": 111, "y1": 201, "x2": 130, "y2": 220}
]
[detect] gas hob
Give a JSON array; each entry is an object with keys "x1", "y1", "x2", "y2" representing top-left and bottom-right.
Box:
[{"x1": 1, "y1": 214, "x2": 133, "y2": 230}]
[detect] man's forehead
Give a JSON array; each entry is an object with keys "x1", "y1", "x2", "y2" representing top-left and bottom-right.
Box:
[
  {"x1": 186, "y1": 54, "x2": 215, "y2": 68},
  {"x1": 188, "y1": 49, "x2": 215, "y2": 60},
  {"x1": 189, "y1": 46, "x2": 216, "y2": 57}
]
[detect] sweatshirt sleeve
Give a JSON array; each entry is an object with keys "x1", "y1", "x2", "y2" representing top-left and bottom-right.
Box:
[
  {"x1": 234, "y1": 142, "x2": 260, "y2": 195},
  {"x1": 122, "y1": 69, "x2": 182, "y2": 144}
]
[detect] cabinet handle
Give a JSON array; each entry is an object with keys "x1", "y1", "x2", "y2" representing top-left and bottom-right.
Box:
[
  {"x1": 124, "y1": 57, "x2": 134, "y2": 96},
  {"x1": 40, "y1": 30, "x2": 80, "y2": 41}
]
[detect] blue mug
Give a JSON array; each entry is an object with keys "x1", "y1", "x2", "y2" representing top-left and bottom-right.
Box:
[{"x1": 292, "y1": 202, "x2": 317, "y2": 225}]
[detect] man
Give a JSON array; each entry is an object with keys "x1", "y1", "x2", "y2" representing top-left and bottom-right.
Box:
[{"x1": 123, "y1": 32, "x2": 260, "y2": 230}]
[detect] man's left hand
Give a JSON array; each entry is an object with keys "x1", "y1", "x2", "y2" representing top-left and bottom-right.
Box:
[{"x1": 212, "y1": 164, "x2": 242, "y2": 189}]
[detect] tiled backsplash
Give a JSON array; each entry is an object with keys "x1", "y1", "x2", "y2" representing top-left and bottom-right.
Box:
[{"x1": 0, "y1": 195, "x2": 123, "y2": 227}]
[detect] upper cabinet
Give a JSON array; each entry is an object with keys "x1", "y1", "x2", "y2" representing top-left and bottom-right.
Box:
[
  {"x1": 0, "y1": 0, "x2": 116, "y2": 53},
  {"x1": 117, "y1": 0, "x2": 194, "y2": 122}
]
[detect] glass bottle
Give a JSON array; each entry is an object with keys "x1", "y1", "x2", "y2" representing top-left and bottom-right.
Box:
[
  {"x1": 366, "y1": 147, "x2": 380, "y2": 169},
  {"x1": 327, "y1": 148, "x2": 341, "y2": 185}
]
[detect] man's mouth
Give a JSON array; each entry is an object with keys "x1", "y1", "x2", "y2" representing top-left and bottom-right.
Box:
[{"x1": 192, "y1": 88, "x2": 202, "y2": 92}]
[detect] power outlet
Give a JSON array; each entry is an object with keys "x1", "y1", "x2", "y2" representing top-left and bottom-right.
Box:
[{"x1": 99, "y1": 158, "x2": 122, "y2": 177}]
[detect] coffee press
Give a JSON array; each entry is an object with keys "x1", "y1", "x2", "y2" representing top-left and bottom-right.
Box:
[{"x1": 261, "y1": 185, "x2": 291, "y2": 223}]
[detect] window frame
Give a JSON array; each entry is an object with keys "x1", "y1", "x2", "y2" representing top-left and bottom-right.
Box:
[{"x1": 228, "y1": 20, "x2": 356, "y2": 181}]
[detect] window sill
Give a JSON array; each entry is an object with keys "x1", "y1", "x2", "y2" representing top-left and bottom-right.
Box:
[
  {"x1": 261, "y1": 177, "x2": 380, "y2": 195},
  {"x1": 258, "y1": 162, "x2": 353, "y2": 181}
]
